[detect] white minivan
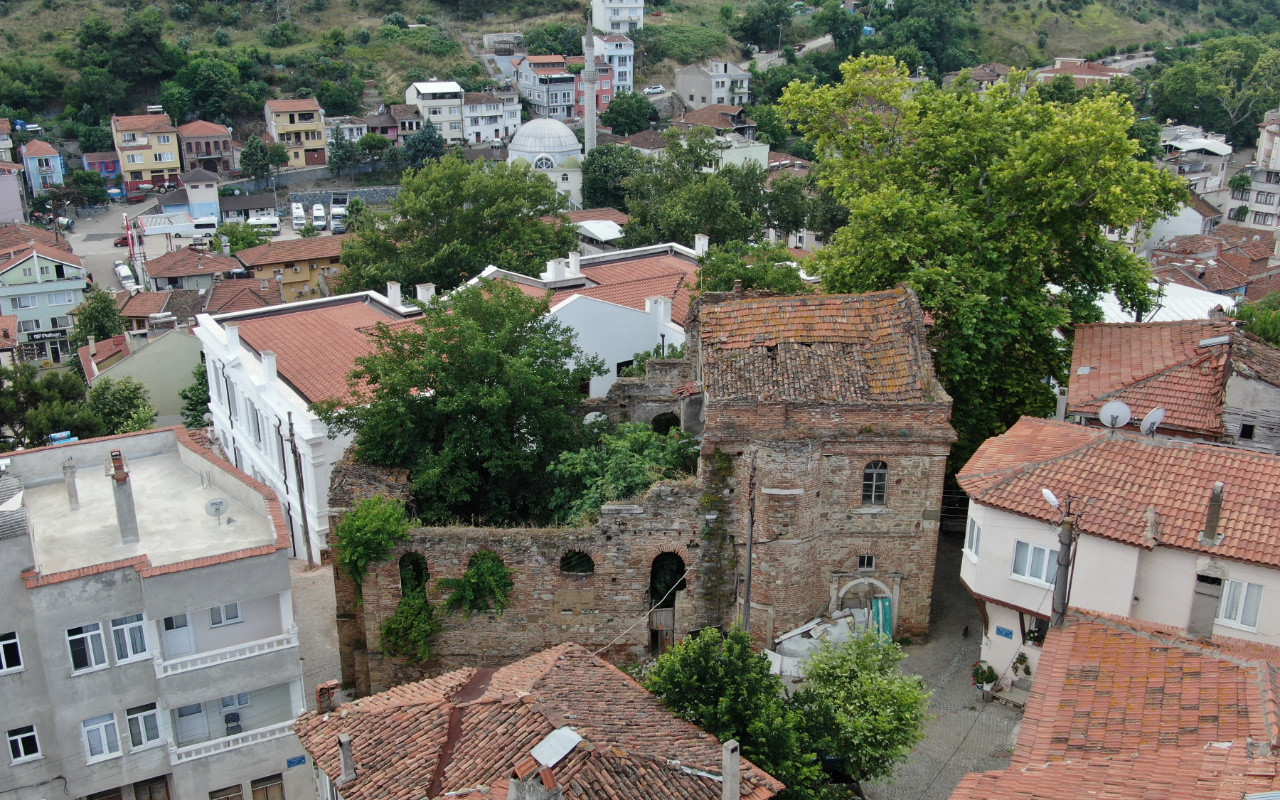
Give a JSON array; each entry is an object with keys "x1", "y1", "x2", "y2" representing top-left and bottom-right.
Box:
[
  {"x1": 291, "y1": 203, "x2": 306, "y2": 230},
  {"x1": 248, "y1": 214, "x2": 281, "y2": 236},
  {"x1": 311, "y1": 204, "x2": 327, "y2": 230}
]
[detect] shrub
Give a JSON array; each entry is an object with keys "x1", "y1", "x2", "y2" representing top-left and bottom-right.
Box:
[
  {"x1": 332, "y1": 496, "x2": 415, "y2": 595},
  {"x1": 380, "y1": 591, "x2": 441, "y2": 662},
  {"x1": 213, "y1": 27, "x2": 231, "y2": 46},
  {"x1": 439, "y1": 550, "x2": 514, "y2": 615}
]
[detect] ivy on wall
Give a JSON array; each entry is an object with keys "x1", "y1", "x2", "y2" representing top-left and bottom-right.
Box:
[{"x1": 439, "y1": 550, "x2": 515, "y2": 616}]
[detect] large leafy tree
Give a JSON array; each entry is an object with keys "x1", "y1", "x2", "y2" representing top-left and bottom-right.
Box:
[
  {"x1": 336, "y1": 153, "x2": 577, "y2": 293},
  {"x1": 68, "y1": 170, "x2": 110, "y2": 207},
  {"x1": 599, "y1": 91, "x2": 655, "y2": 137},
  {"x1": 697, "y1": 241, "x2": 812, "y2": 294},
  {"x1": 328, "y1": 127, "x2": 361, "y2": 182},
  {"x1": 644, "y1": 627, "x2": 824, "y2": 795},
  {"x1": 1151, "y1": 35, "x2": 1280, "y2": 145},
  {"x1": 87, "y1": 377, "x2": 157, "y2": 435},
  {"x1": 215, "y1": 222, "x2": 270, "y2": 253},
  {"x1": 179, "y1": 362, "x2": 211, "y2": 428},
  {"x1": 403, "y1": 122, "x2": 448, "y2": 169},
  {"x1": 766, "y1": 172, "x2": 810, "y2": 241},
  {"x1": 315, "y1": 280, "x2": 605, "y2": 525},
  {"x1": 0, "y1": 365, "x2": 100, "y2": 449},
  {"x1": 69, "y1": 285, "x2": 125, "y2": 358},
  {"x1": 581, "y1": 143, "x2": 648, "y2": 211},
  {"x1": 524, "y1": 22, "x2": 585, "y2": 56},
  {"x1": 794, "y1": 633, "x2": 931, "y2": 783},
  {"x1": 735, "y1": 0, "x2": 794, "y2": 49},
  {"x1": 781, "y1": 57, "x2": 1187, "y2": 466},
  {"x1": 240, "y1": 135, "x2": 272, "y2": 189}
]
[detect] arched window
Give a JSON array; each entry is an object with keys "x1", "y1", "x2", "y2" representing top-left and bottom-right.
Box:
[
  {"x1": 862, "y1": 461, "x2": 888, "y2": 506},
  {"x1": 399, "y1": 552, "x2": 428, "y2": 596},
  {"x1": 534, "y1": 155, "x2": 555, "y2": 170},
  {"x1": 560, "y1": 173, "x2": 569, "y2": 182},
  {"x1": 560, "y1": 550, "x2": 595, "y2": 574},
  {"x1": 650, "y1": 411, "x2": 680, "y2": 435},
  {"x1": 649, "y1": 553, "x2": 686, "y2": 609}
]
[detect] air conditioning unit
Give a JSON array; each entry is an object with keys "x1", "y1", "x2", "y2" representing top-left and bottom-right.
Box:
[{"x1": 292, "y1": 266, "x2": 301, "y2": 273}]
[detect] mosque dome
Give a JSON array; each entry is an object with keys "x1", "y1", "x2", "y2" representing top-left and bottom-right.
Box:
[{"x1": 508, "y1": 118, "x2": 583, "y2": 168}]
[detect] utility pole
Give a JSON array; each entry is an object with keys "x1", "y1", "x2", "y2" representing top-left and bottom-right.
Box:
[{"x1": 1050, "y1": 510, "x2": 1075, "y2": 627}]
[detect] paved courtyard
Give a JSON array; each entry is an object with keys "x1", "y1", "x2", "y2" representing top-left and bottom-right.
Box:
[{"x1": 862, "y1": 530, "x2": 1023, "y2": 800}]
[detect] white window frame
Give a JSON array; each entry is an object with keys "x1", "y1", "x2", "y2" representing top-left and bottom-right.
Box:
[
  {"x1": 127, "y1": 153, "x2": 145, "y2": 164},
  {"x1": 16, "y1": 319, "x2": 39, "y2": 333},
  {"x1": 157, "y1": 134, "x2": 172, "y2": 144},
  {"x1": 7, "y1": 725, "x2": 40, "y2": 764},
  {"x1": 9, "y1": 295, "x2": 35, "y2": 310},
  {"x1": 964, "y1": 518, "x2": 981, "y2": 561},
  {"x1": 111, "y1": 613, "x2": 149, "y2": 663},
  {"x1": 1011, "y1": 540, "x2": 1058, "y2": 587},
  {"x1": 220, "y1": 692, "x2": 250, "y2": 710},
  {"x1": 210, "y1": 602, "x2": 241, "y2": 627},
  {"x1": 49, "y1": 315, "x2": 71, "y2": 329},
  {"x1": 45, "y1": 290, "x2": 74, "y2": 305},
  {"x1": 0, "y1": 631, "x2": 22, "y2": 674},
  {"x1": 81, "y1": 713, "x2": 121, "y2": 763},
  {"x1": 67, "y1": 622, "x2": 108, "y2": 673},
  {"x1": 1217, "y1": 578, "x2": 1262, "y2": 630},
  {"x1": 126, "y1": 703, "x2": 163, "y2": 750}
]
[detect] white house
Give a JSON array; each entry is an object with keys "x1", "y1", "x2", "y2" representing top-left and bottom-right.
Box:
[
  {"x1": 325, "y1": 116, "x2": 367, "y2": 143},
  {"x1": 193, "y1": 286, "x2": 425, "y2": 562},
  {"x1": 593, "y1": 0, "x2": 644, "y2": 31},
  {"x1": 590, "y1": 34, "x2": 635, "y2": 95},
  {"x1": 957, "y1": 416, "x2": 1280, "y2": 689},
  {"x1": 404, "y1": 81, "x2": 465, "y2": 144},
  {"x1": 461, "y1": 90, "x2": 522, "y2": 145}
]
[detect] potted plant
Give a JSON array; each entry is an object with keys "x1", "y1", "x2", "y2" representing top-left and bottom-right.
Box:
[{"x1": 972, "y1": 660, "x2": 998, "y2": 691}]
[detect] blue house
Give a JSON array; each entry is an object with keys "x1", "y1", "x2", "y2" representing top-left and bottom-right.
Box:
[
  {"x1": 21, "y1": 140, "x2": 65, "y2": 195},
  {"x1": 81, "y1": 150, "x2": 121, "y2": 181}
]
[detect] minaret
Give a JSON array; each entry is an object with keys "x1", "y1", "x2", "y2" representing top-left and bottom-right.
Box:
[{"x1": 583, "y1": 9, "x2": 598, "y2": 155}]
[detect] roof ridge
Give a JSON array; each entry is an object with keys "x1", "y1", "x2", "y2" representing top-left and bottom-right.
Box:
[
  {"x1": 1073, "y1": 347, "x2": 1229, "y2": 411},
  {"x1": 961, "y1": 420, "x2": 1104, "y2": 495}
]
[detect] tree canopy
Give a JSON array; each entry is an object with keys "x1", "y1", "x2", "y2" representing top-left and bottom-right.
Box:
[
  {"x1": 315, "y1": 279, "x2": 604, "y2": 525},
  {"x1": 403, "y1": 123, "x2": 448, "y2": 169},
  {"x1": 179, "y1": 362, "x2": 211, "y2": 428},
  {"x1": 87, "y1": 377, "x2": 157, "y2": 435},
  {"x1": 216, "y1": 222, "x2": 270, "y2": 253},
  {"x1": 697, "y1": 242, "x2": 813, "y2": 295},
  {"x1": 1151, "y1": 35, "x2": 1280, "y2": 145},
  {"x1": 781, "y1": 57, "x2": 1188, "y2": 466},
  {"x1": 581, "y1": 143, "x2": 648, "y2": 211},
  {"x1": 68, "y1": 285, "x2": 125, "y2": 358},
  {"x1": 336, "y1": 153, "x2": 578, "y2": 293},
  {"x1": 599, "y1": 91, "x2": 655, "y2": 137}
]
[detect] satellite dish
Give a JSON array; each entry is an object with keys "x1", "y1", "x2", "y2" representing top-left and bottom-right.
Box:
[
  {"x1": 1140, "y1": 407, "x2": 1166, "y2": 436},
  {"x1": 205, "y1": 498, "x2": 228, "y2": 525},
  {"x1": 1042, "y1": 488, "x2": 1060, "y2": 509},
  {"x1": 1098, "y1": 400, "x2": 1133, "y2": 429}
]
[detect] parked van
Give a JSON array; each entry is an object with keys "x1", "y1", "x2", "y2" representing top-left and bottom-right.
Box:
[
  {"x1": 114, "y1": 262, "x2": 137, "y2": 291},
  {"x1": 330, "y1": 206, "x2": 347, "y2": 234},
  {"x1": 248, "y1": 214, "x2": 281, "y2": 235},
  {"x1": 291, "y1": 203, "x2": 306, "y2": 230},
  {"x1": 311, "y1": 204, "x2": 327, "y2": 231}
]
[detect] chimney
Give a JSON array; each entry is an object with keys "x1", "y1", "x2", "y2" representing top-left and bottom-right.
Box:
[
  {"x1": 224, "y1": 324, "x2": 239, "y2": 352},
  {"x1": 89, "y1": 335, "x2": 97, "y2": 356},
  {"x1": 63, "y1": 457, "x2": 79, "y2": 512},
  {"x1": 415, "y1": 283, "x2": 435, "y2": 303},
  {"x1": 261, "y1": 350, "x2": 277, "y2": 382},
  {"x1": 315, "y1": 679, "x2": 340, "y2": 713},
  {"x1": 107, "y1": 450, "x2": 139, "y2": 545},
  {"x1": 694, "y1": 233, "x2": 710, "y2": 256},
  {"x1": 721, "y1": 740, "x2": 740, "y2": 800},
  {"x1": 1189, "y1": 558, "x2": 1228, "y2": 640},
  {"x1": 732, "y1": 279, "x2": 743, "y2": 299},
  {"x1": 1199, "y1": 481, "x2": 1225, "y2": 546},
  {"x1": 647, "y1": 296, "x2": 672, "y2": 328},
  {"x1": 544, "y1": 258, "x2": 567, "y2": 281},
  {"x1": 386, "y1": 281, "x2": 402, "y2": 307},
  {"x1": 567, "y1": 251, "x2": 582, "y2": 276},
  {"x1": 337, "y1": 734, "x2": 356, "y2": 786}
]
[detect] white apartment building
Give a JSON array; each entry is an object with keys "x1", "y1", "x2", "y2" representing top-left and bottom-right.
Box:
[
  {"x1": 0, "y1": 427, "x2": 311, "y2": 800},
  {"x1": 593, "y1": 0, "x2": 644, "y2": 31},
  {"x1": 461, "y1": 90, "x2": 522, "y2": 145},
  {"x1": 674, "y1": 61, "x2": 751, "y2": 109},
  {"x1": 193, "y1": 287, "x2": 426, "y2": 563},
  {"x1": 514, "y1": 56, "x2": 577, "y2": 119},
  {"x1": 590, "y1": 34, "x2": 635, "y2": 94},
  {"x1": 404, "y1": 82, "x2": 465, "y2": 144},
  {"x1": 958, "y1": 417, "x2": 1280, "y2": 691},
  {"x1": 324, "y1": 116, "x2": 367, "y2": 144}
]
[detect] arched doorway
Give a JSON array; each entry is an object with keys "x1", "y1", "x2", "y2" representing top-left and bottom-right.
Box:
[
  {"x1": 649, "y1": 553, "x2": 687, "y2": 655},
  {"x1": 650, "y1": 411, "x2": 680, "y2": 436},
  {"x1": 836, "y1": 577, "x2": 894, "y2": 637}
]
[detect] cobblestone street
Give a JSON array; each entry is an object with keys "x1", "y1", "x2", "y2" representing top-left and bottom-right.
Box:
[{"x1": 862, "y1": 531, "x2": 1023, "y2": 800}]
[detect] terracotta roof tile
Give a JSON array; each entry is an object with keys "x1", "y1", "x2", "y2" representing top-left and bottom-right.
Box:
[
  {"x1": 266, "y1": 99, "x2": 322, "y2": 113},
  {"x1": 1210, "y1": 224, "x2": 1274, "y2": 248},
  {"x1": 699, "y1": 290, "x2": 938, "y2": 403},
  {"x1": 295, "y1": 644, "x2": 784, "y2": 800},
  {"x1": 203, "y1": 281, "x2": 283, "y2": 314},
  {"x1": 116, "y1": 291, "x2": 170, "y2": 318},
  {"x1": 0, "y1": 242, "x2": 81, "y2": 273},
  {"x1": 177, "y1": 120, "x2": 231, "y2": 137},
  {"x1": 554, "y1": 273, "x2": 690, "y2": 324},
  {"x1": 0, "y1": 223, "x2": 73, "y2": 253},
  {"x1": 77, "y1": 333, "x2": 131, "y2": 378},
  {"x1": 145, "y1": 248, "x2": 240, "y2": 279},
  {"x1": 21, "y1": 140, "x2": 57, "y2": 158},
  {"x1": 675, "y1": 105, "x2": 749, "y2": 130},
  {"x1": 539, "y1": 208, "x2": 630, "y2": 226},
  {"x1": 112, "y1": 113, "x2": 176, "y2": 133},
  {"x1": 0, "y1": 314, "x2": 18, "y2": 348},
  {"x1": 958, "y1": 417, "x2": 1280, "y2": 568},
  {"x1": 235, "y1": 235, "x2": 349, "y2": 267},
  {"x1": 82, "y1": 151, "x2": 119, "y2": 163}
]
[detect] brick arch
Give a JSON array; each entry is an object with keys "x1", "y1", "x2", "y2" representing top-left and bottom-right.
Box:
[
  {"x1": 635, "y1": 543, "x2": 698, "y2": 572},
  {"x1": 556, "y1": 546, "x2": 599, "y2": 576}
]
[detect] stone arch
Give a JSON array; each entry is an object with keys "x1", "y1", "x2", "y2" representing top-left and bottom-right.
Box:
[
  {"x1": 650, "y1": 411, "x2": 680, "y2": 435},
  {"x1": 649, "y1": 552, "x2": 687, "y2": 609},
  {"x1": 559, "y1": 549, "x2": 596, "y2": 574},
  {"x1": 835, "y1": 577, "x2": 895, "y2": 635},
  {"x1": 398, "y1": 551, "x2": 429, "y2": 596}
]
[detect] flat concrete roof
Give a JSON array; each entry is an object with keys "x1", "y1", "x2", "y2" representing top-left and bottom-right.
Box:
[{"x1": 27, "y1": 449, "x2": 276, "y2": 576}]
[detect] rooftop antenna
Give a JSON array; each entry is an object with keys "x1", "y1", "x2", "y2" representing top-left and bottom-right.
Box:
[
  {"x1": 205, "y1": 497, "x2": 228, "y2": 526},
  {"x1": 1098, "y1": 400, "x2": 1132, "y2": 429},
  {"x1": 1139, "y1": 407, "x2": 1166, "y2": 436}
]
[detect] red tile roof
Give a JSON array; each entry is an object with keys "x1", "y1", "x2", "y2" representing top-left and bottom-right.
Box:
[
  {"x1": 295, "y1": 644, "x2": 784, "y2": 800},
  {"x1": 0, "y1": 119, "x2": 10, "y2": 135},
  {"x1": 203, "y1": 281, "x2": 283, "y2": 314},
  {"x1": 1191, "y1": 193, "x2": 1223, "y2": 220},
  {"x1": 82, "y1": 151, "x2": 119, "y2": 163},
  {"x1": 0, "y1": 242, "x2": 82, "y2": 273},
  {"x1": 115, "y1": 291, "x2": 171, "y2": 318},
  {"x1": 0, "y1": 223, "x2": 73, "y2": 253},
  {"x1": 112, "y1": 113, "x2": 176, "y2": 133},
  {"x1": 235, "y1": 235, "x2": 349, "y2": 267},
  {"x1": 1211, "y1": 224, "x2": 1274, "y2": 248},
  {"x1": 21, "y1": 140, "x2": 57, "y2": 158},
  {"x1": 1067, "y1": 321, "x2": 1237, "y2": 434},
  {"x1": 958, "y1": 417, "x2": 1280, "y2": 568},
  {"x1": 675, "y1": 105, "x2": 753, "y2": 130},
  {"x1": 145, "y1": 247, "x2": 240, "y2": 279},
  {"x1": 77, "y1": 334, "x2": 131, "y2": 381},
  {"x1": 177, "y1": 120, "x2": 231, "y2": 137},
  {"x1": 266, "y1": 98, "x2": 322, "y2": 113},
  {"x1": 699, "y1": 290, "x2": 943, "y2": 404},
  {"x1": 231, "y1": 297, "x2": 407, "y2": 404}
]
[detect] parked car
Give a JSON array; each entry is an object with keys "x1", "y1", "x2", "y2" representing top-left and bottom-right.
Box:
[
  {"x1": 113, "y1": 234, "x2": 130, "y2": 247},
  {"x1": 643, "y1": 85, "x2": 665, "y2": 95},
  {"x1": 125, "y1": 192, "x2": 147, "y2": 204}
]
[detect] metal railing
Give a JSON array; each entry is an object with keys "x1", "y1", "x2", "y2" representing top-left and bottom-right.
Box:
[
  {"x1": 169, "y1": 721, "x2": 295, "y2": 764},
  {"x1": 154, "y1": 627, "x2": 298, "y2": 677}
]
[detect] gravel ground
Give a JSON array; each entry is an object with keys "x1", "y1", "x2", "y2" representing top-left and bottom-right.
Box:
[
  {"x1": 861, "y1": 531, "x2": 1023, "y2": 800},
  {"x1": 291, "y1": 560, "x2": 345, "y2": 711}
]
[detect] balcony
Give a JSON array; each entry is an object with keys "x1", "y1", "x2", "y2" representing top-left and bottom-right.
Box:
[
  {"x1": 154, "y1": 628, "x2": 298, "y2": 678},
  {"x1": 169, "y1": 721, "x2": 295, "y2": 764}
]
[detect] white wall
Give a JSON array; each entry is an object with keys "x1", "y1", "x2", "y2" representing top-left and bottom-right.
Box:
[
  {"x1": 1132, "y1": 546, "x2": 1280, "y2": 645},
  {"x1": 550, "y1": 294, "x2": 684, "y2": 397},
  {"x1": 1140, "y1": 204, "x2": 1208, "y2": 255}
]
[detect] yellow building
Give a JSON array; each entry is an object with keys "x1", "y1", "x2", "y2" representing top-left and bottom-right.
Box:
[
  {"x1": 234, "y1": 235, "x2": 348, "y2": 302},
  {"x1": 111, "y1": 112, "x2": 182, "y2": 191},
  {"x1": 264, "y1": 99, "x2": 328, "y2": 168}
]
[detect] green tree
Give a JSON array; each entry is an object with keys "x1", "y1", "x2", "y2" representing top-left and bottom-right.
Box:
[
  {"x1": 178, "y1": 362, "x2": 211, "y2": 428},
  {"x1": 402, "y1": 122, "x2": 448, "y2": 169},
  {"x1": 68, "y1": 285, "x2": 125, "y2": 358},
  {"x1": 735, "y1": 0, "x2": 795, "y2": 49},
  {"x1": 78, "y1": 126, "x2": 114, "y2": 154},
  {"x1": 328, "y1": 127, "x2": 360, "y2": 182},
  {"x1": 438, "y1": 550, "x2": 515, "y2": 615},
  {"x1": 806, "y1": 185, "x2": 849, "y2": 244},
  {"x1": 358, "y1": 132, "x2": 393, "y2": 171},
  {"x1": 697, "y1": 241, "x2": 812, "y2": 294},
  {"x1": 524, "y1": 22, "x2": 585, "y2": 56},
  {"x1": 747, "y1": 104, "x2": 791, "y2": 147},
  {"x1": 1150, "y1": 35, "x2": 1280, "y2": 144},
  {"x1": 174, "y1": 57, "x2": 239, "y2": 118},
  {"x1": 337, "y1": 153, "x2": 577, "y2": 293},
  {"x1": 767, "y1": 172, "x2": 810, "y2": 240},
  {"x1": 62, "y1": 66, "x2": 126, "y2": 121},
  {"x1": 332, "y1": 495, "x2": 414, "y2": 587},
  {"x1": 1231, "y1": 292, "x2": 1280, "y2": 345},
  {"x1": 315, "y1": 279, "x2": 605, "y2": 525},
  {"x1": 216, "y1": 222, "x2": 270, "y2": 253},
  {"x1": 794, "y1": 633, "x2": 931, "y2": 783},
  {"x1": 0, "y1": 365, "x2": 97, "y2": 449},
  {"x1": 599, "y1": 91, "x2": 655, "y2": 136},
  {"x1": 581, "y1": 143, "x2": 648, "y2": 211},
  {"x1": 299, "y1": 223, "x2": 320, "y2": 238},
  {"x1": 781, "y1": 57, "x2": 1188, "y2": 466},
  {"x1": 68, "y1": 170, "x2": 109, "y2": 207},
  {"x1": 240, "y1": 135, "x2": 272, "y2": 190},
  {"x1": 23, "y1": 399, "x2": 105, "y2": 446},
  {"x1": 159, "y1": 81, "x2": 193, "y2": 125},
  {"x1": 814, "y1": 0, "x2": 863, "y2": 56},
  {"x1": 645, "y1": 627, "x2": 823, "y2": 794},
  {"x1": 1230, "y1": 171, "x2": 1255, "y2": 193},
  {"x1": 87, "y1": 377, "x2": 157, "y2": 434},
  {"x1": 547, "y1": 423, "x2": 698, "y2": 524}
]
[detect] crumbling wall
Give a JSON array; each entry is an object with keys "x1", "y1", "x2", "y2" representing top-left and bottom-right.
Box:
[{"x1": 579, "y1": 358, "x2": 694, "y2": 426}]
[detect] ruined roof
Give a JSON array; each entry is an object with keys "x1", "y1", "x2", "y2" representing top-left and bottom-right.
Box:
[
  {"x1": 388, "y1": 104, "x2": 422, "y2": 121},
  {"x1": 699, "y1": 289, "x2": 943, "y2": 404},
  {"x1": 957, "y1": 417, "x2": 1280, "y2": 568},
  {"x1": 145, "y1": 247, "x2": 240, "y2": 279},
  {"x1": 540, "y1": 207, "x2": 630, "y2": 226},
  {"x1": 295, "y1": 644, "x2": 783, "y2": 800},
  {"x1": 675, "y1": 105, "x2": 753, "y2": 130}
]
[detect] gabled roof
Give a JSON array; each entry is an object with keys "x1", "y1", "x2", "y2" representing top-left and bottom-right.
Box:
[
  {"x1": 82, "y1": 151, "x2": 119, "y2": 163},
  {"x1": 1191, "y1": 192, "x2": 1223, "y2": 219},
  {"x1": 675, "y1": 105, "x2": 753, "y2": 130},
  {"x1": 235, "y1": 235, "x2": 349, "y2": 267},
  {"x1": 77, "y1": 334, "x2": 131, "y2": 380},
  {"x1": 266, "y1": 98, "x2": 322, "y2": 113},
  {"x1": 115, "y1": 291, "x2": 170, "y2": 318},
  {"x1": 295, "y1": 644, "x2": 784, "y2": 800},
  {"x1": 616, "y1": 129, "x2": 668, "y2": 150},
  {"x1": 145, "y1": 248, "x2": 240, "y2": 279},
  {"x1": 177, "y1": 120, "x2": 231, "y2": 137},
  {"x1": 539, "y1": 208, "x2": 630, "y2": 226},
  {"x1": 203, "y1": 281, "x2": 283, "y2": 314},
  {"x1": 21, "y1": 140, "x2": 57, "y2": 158},
  {"x1": 112, "y1": 113, "x2": 175, "y2": 133},
  {"x1": 179, "y1": 168, "x2": 218, "y2": 183},
  {"x1": 219, "y1": 194, "x2": 276, "y2": 212},
  {"x1": 1211, "y1": 224, "x2": 1274, "y2": 249},
  {"x1": 0, "y1": 223, "x2": 73, "y2": 253},
  {"x1": 0, "y1": 243, "x2": 83, "y2": 274},
  {"x1": 699, "y1": 289, "x2": 947, "y2": 405},
  {"x1": 958, "y1": 417, "x2": 1280, "y2": 567}
]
